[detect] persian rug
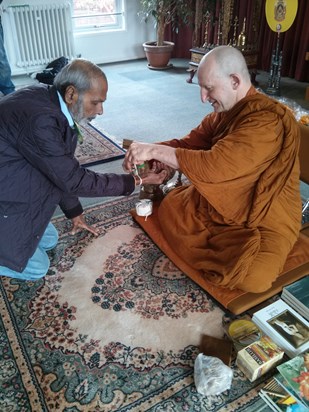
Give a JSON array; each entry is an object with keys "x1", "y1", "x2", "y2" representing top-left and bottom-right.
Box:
[
  {"x1": 0, "y1": 196, "x2": 269, "y2": 411},
  {"x1": 75, "y1": 123, "x2": 125, "y2": 166}
]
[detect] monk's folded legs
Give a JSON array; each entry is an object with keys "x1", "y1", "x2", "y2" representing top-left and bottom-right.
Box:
[{"x1": 236, "y1": 231, "x2": 293, "y2": 293}]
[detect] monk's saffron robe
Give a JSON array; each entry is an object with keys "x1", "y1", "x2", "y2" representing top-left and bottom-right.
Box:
[{"x1": 159, "y1": 89, "x2": 302, "y2": 293}]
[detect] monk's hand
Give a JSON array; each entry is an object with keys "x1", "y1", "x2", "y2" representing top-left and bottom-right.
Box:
[
  {"x1": 70, "y1": 214, "x2": 99, "y2": 237},
  {"x1": 123, "y1": 142, "x2": 156, "y2": 172}
]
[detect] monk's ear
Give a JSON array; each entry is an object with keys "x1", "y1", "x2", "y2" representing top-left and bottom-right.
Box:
[
  {"x1": 230, "y1": 74, "x2": 240, "y2": 90},
  {"x1": 64, "y1": 85, "x2": 79, "y2": 105}
]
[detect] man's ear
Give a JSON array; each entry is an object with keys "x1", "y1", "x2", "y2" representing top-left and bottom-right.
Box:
[
  {"x1": 230, "y1": 74, "x2": 240, "y2": 89},
  {"x1": 64, "y1": 85, "x2": 78, "y2": 105}
]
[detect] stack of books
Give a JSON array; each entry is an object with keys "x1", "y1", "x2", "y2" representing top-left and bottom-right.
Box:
[
  {"x1": 276, "y1": 353, "x2": 309, "y2": 409},
  {"x1": 281, "y1": 276, "x2": 309, "y2": 321},
  {"x1": 236, "y1": 335, "x2": 284, "y2": 382},
  {"x1": 260, "y1": 352, "x2": 309, "y2": 411},
  {"x1": 259, "y1": 376, "x2": 308, "y2": 412},
  {"x1": 252, "y1": 299, "x2": 309, "y2": 358}
]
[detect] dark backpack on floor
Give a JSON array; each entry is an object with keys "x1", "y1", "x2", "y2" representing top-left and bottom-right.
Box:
[{"x1": 35, "y1": 57, "x2": 69, "y2": 85}]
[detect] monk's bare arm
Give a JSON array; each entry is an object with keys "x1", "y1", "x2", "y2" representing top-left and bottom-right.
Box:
[{"x1": 123, "y1": 142, "x2": 179, "y2": 171}]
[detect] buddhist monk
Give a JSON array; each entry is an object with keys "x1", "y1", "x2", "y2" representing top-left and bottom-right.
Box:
[{"x1": 123, "y1": 45, "x2": 302, "y2": 293}]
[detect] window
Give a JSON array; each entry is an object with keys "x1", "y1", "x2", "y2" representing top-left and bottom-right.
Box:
[{"x1": 72, "y1": 0, "x2": 125, "y2": 32}]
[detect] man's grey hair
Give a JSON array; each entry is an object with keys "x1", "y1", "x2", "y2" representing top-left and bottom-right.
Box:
[{"x1": 54, "y1": 58, "x2": 107, "y2": 98}]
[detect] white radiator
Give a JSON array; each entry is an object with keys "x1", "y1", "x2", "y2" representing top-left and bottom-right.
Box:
[{"x1": 7, "y1": 3, "x2": 75, "y2": 68}]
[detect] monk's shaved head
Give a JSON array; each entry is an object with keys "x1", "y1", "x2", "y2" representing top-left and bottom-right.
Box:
[
  {"x1": 198, "y1": 46, "x2": 251, "y2": 84},
  {"x1": 197, "y1": 46, "x2": 252, "y2": 112}
]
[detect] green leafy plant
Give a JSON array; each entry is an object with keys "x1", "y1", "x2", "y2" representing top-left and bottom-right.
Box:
[
  {"x1": 139, "y1": 0, "x2": 195, "y2": 46},
  {"x1": 139, "y1": 0, "x2": 218, "y2": 47}
]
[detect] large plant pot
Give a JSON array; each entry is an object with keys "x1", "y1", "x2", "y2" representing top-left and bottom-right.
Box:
[{"x1": 142, "y1": 41, "x2": 175, "y2": 70}]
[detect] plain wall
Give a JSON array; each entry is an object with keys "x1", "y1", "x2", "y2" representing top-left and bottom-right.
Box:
[{"x1": 2, "y1": 0, "x2": 156, "y2": 75}]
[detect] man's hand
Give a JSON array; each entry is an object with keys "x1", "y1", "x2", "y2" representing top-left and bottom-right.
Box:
[
  {"x1": 151, "y1": 161, "x2": 176, "y2": 182},
  {"x1": 131, "y1": 161, "x2": 176, "y2": 185},
  {"x1": 141, "y1": 168, "x2": 168, "y2": 185},
  {"x1": 70, "y1": 214, "x2": 99, "y2": 236}
]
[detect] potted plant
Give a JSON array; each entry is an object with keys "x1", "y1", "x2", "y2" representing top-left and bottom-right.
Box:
[{"x1": 140, "y1": 0, "x2": 193, "y2": 70}]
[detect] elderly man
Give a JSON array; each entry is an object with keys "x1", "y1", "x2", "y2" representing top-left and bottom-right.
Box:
[
  {"x1": 123, "y1": 46, "x2": 301, "y2": 293},
  {"x1": 0, "y1": 59, "x2": 166, "y2": 281}
]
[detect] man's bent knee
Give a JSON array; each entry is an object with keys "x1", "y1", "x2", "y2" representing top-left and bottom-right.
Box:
[
  {"x1": 39, "y1": 222, "x2": 59, "y2": 251},
  {"x1": 0, "y1": 247, "x2": 50, "y2": 281}
]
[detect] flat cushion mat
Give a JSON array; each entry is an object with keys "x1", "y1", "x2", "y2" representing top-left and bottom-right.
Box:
[{"x1": 131, "y1": 203, "x2": 309, "y2": 315}]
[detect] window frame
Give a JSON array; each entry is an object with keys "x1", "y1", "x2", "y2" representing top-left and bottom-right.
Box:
[{"x1": 72, "y1": 0, "x2": 125, "y2": 34}]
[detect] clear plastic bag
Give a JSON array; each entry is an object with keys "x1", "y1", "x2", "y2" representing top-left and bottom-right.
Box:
[
  {"x1": 194, "y1": 353, "x2": 233, "y2": 396},
  {"x1": 256, "y1": 89, "x2": 309, "y2": 125}
]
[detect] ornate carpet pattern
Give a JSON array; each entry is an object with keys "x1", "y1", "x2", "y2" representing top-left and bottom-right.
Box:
[
  {"x1": 0, "y1": 196, "x2": 268, "y2": 411},
  {"x1": 75, "y1": 123, "x2": 125, "y2": 166}
]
